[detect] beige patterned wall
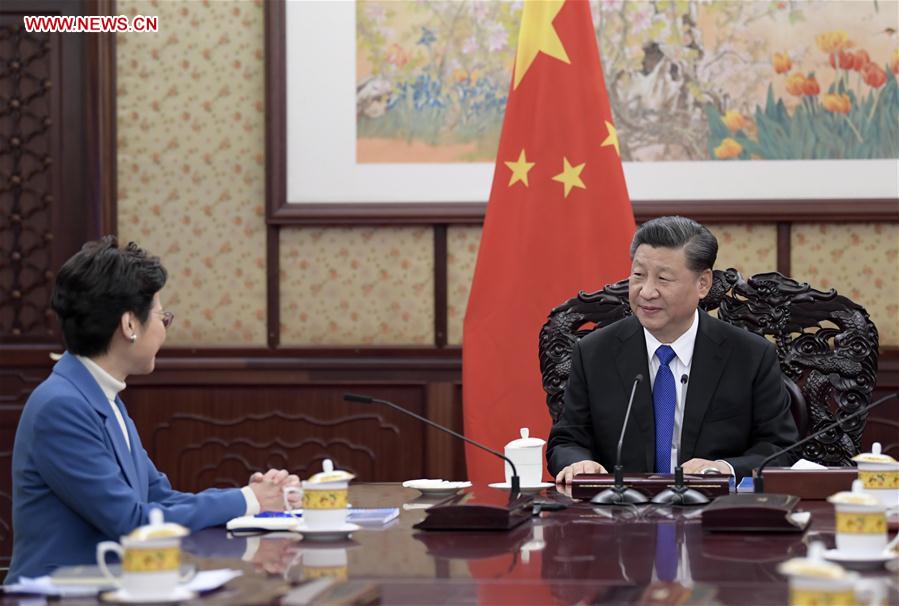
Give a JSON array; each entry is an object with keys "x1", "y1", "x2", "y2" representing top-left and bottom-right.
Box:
[
  {"x1": 117, "y1": 0, "x2": 268, "y2": 346},
  {"x1": 792, "y1": 223, "x2": 899, "y2": 346},
  {"x1": 447, "y1": 223, "x2": 778, "y2": 346},
  {"x1": 280, "y1": 227, "x2": 434, "y2": 345}
]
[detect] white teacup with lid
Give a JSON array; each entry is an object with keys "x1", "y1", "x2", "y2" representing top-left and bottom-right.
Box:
[
  {"x1": 504, "y1": 428, "x2": 546, "y2": 487},
  {"x1": 827, "y1": 480, "x2": 888, "y2": 556},
  {"x1": 852, "y1": 442, "x2": 899, "y2": 511},
  {"x1": 778, "y1": 542, "x2": 884, "y2": 606},
  {"x1": 284, "y1": 459, "x2": 355, "y2": 529},
  {"x1": 96, "y1": 508, "x2": 193, "y2": 600}
]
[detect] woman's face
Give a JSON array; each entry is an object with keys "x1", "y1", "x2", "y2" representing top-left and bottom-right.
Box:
[{"x1": 128, "y1": 292, "x2": 168, "y2": 375}]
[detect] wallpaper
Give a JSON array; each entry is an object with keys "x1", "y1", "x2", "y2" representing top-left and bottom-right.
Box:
[
  {"x1": 116, "y1": 0, "x2": 268, "y2": 346},
  {"x1": 280, "y1": 227, "x2": 434, "y2": 345},
  {"x1": 792, "y1": 223, "x2": 898, "y2": 346},
  {"x1": 446, "y1": 223, "x2": 779, "y2": 346}
]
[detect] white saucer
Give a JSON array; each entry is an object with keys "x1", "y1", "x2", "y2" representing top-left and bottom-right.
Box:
[
  {"x1": 823, "y1": 548, "x2": 899, "y2": 569},
  {"x1": 402, "y1": 479, "x2": 472, "y2": 495},
  {"x1": 100, "y1": 586, "x2": 196, "y2": 603},
  {"x1": 295, "y1": 521, "x2": 360, "y2": 542},
  {"x1": 488, "y1": 482, "x2": 555, "y2": 493}
]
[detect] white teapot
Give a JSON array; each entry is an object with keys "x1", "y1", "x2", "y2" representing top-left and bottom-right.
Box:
[{"x1": 504, "y1": 427, "x2": 545, "y2": 487}]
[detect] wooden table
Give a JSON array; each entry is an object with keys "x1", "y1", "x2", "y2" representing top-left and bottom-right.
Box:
[{"x1": 4, "y1": 483, "x2": 898, "y2": 605}]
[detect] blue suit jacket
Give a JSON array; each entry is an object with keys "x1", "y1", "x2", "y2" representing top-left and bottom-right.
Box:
[{"x1": 7, "y1": 353, "x2": 246, "y2": 583}]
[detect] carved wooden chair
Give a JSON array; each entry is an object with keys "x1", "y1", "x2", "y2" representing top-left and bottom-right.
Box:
[{"x1": 539, "y1": 270, "x2": 879, "y2": 466}]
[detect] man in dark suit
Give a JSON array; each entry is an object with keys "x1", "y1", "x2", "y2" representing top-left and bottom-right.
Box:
[{"x1": 548, "y1": 216, "x2": 798, "y2": 483}]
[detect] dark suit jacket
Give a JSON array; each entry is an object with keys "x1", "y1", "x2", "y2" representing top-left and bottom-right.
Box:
[{"x1": 546, "y1": 311, "x2": 798, "y2": 480}]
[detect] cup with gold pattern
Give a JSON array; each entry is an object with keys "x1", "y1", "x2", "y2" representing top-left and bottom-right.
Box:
[
  {"x1": 852, "y1": 442, "x2": 899, "y2": 512},
  {"x1": 96, "y1": 509, "x2": 193, "y2": 600},
  {"x1": 779, "y1": 542, "x2": 884, "y2": 606},
  {"x1": 283, "y1": 459, "x2": 355, "y2": 530},
  {"x1": 827, "y1": 480, "x2": 888, "y2": 556}
]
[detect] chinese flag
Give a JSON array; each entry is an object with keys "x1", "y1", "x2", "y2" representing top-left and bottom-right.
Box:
[{"x1": 462, "y1": 0, "x2": 635, "y2": 484}]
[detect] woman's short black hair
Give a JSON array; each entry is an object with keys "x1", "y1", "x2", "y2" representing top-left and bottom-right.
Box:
[
  {"x1": 629, "y1": 216, "x2": 718, "y2": 272},
  {"x1": 51, "y1": 236, "x2": 167, "y2": 357}
]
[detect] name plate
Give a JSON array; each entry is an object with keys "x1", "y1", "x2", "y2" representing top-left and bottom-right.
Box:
[{"x1": 570, "y1": 473, "x2": 730, "y2": 501}]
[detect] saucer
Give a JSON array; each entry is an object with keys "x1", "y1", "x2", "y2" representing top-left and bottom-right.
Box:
[
  {"x1": 822, "y1": 548, "x2": 899, "y2": 570},
  {"x1": 402, "y1": 479, "x2": 472, "y2": 495},
  {"x1": 100, "y1": 586, "x2": 196, "y2": 603},
  {"x1": 488, "y1": 481, "x2": 555, "y2": 493},
  {"x1": 295, "y1": 521, "x2": 360, "y2": 542}
]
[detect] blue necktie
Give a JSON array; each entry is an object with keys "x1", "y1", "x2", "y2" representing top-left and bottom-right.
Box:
[{"x1": 653, "y1": 345, "x2": 677, "y2": 474}]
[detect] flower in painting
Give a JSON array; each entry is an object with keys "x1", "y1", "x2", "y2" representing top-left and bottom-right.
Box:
[
  {"x1": 486, "y1": 22, "x2": 508, "y2": 53},
  {"x1": 828, "y1": 49, "x2": 855, "y2": 70},
  {"x1": 802, "y1": 74, "x2": 820, "y2": 96},
  {"x1": 714, "y1": 138, "x2": 742, "y2": 159},
  {"x1": 785, "y1": 72, "x2": 806, "y2": 96},
  {"x1": 851, "y1": 50, "x2": 870, "y2": 71},
  {"x1": 630, "y1": 6, "x2": 653, "y2": 34},
  {"x1": 772, "y1": 52, "x2": 792, "y2": 74},
  {"x1": 815, "y1": 31, "x2": 852, "y2": 54},
  {"x1": 821, "y1": 93, "x2": 851, "y2": 114},
  {"x1": 722, "y1": 110, "x2": 750, "y2": 133},
  {"x1": 417, "y1": 27, "x2": 436, "y2": 47},
  {"x1": 861, "y1": 62, "x2": 887, "y2": 88},
  {"x1": 386, "y1": 43, "x2": 409, "y2": 68}
]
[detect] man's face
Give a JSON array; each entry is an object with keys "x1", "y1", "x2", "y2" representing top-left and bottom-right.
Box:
[{"x1": 628, "y1": 244, "x2": 711, "y2": 343}]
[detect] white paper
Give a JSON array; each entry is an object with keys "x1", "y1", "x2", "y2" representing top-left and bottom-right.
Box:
[
  {"x1": 791, "y1": 458, "x2": 828, "y2": 470},
  {"x1": 3, "y1": 569, "x2": 242, "y2": 598}
]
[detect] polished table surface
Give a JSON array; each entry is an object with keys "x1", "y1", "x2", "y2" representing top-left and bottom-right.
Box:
[{"x1": 5, "y1": 483, "x2": 899, "y2": 605}]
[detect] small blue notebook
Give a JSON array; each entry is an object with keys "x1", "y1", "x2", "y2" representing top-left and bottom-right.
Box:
[
  {"x1": 227, "y1": 507, "x2": 400, "y2": 532},
  {"x1": 736, "y1": 477, "x2": 754, "y2": 493}
]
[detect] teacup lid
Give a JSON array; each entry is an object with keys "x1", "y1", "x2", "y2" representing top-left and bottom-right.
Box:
[
  {"x1": 307, "y1": 458, "x2": 355, "y2": 484},
  {"x1": 827, "y1": 479, "x2": 881, "y2": 506},
  {"x1": 505, "y1": 428, "x2": 545, "y2": 449},
  {"x1": 778, "y1": 542, "x2": 848, "y2": 580},
  {"x1": 852, "y1": 442, "x2": 897, "y2": 464},
  {"x1": 127, "y1": 508, "x2": 189, "y2": 541}
]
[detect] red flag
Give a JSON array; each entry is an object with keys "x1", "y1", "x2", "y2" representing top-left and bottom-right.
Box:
[{"x1": 462, "y1": 0, "x2": 636, "y2": 484}]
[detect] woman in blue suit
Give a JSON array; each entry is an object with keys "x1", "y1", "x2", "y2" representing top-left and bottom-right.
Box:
[{"x1": 7, "y1": 237, "x2": 299, "y2": 583}]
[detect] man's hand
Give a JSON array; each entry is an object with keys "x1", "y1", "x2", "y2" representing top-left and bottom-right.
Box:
[
  {"x1": 554, "y1": 460, "x2": 607, "y2": 485},
  {"x1": 249, "y1": 468, "x2": 301, "y2": 511},
  {"x1": 682, "y1": 458, "x2": 731, "y2": 475}
]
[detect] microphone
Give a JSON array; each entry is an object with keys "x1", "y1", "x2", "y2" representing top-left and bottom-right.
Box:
[
  {"x1": 343, "y1": 392, "x2": 521, "y2": 496},
  {"x1": 680, "y1": 374, "x2": 688, "y2": 385},
  {"x1": 754, "y1": 389, "x2": 899, "y2": 493},
  {"x1": 592, "y1": 374, "x2": 648, "y2": 505}
]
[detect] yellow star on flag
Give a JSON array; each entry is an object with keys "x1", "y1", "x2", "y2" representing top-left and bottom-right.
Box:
[
  {"x1": 552, "y1": 157, "x2": 586, "y2": 198},
  {"x1": 504, "y1": 149, "x2": 536, "y2": 187},
  {"x1": 601, "y1": 120, "x2": 620, "y2": 156},
  {"x1": 513, "y1": 0, "x2": 570, "y2": 89}
]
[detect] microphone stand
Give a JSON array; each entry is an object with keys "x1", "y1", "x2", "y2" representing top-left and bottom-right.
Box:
[
  {"x1": 592, "y1": 375, "x2": 648, "y2": 505},
  {"x1": 754, "y1": 389, "x2": 899, "y2": 493},
  {"x1": 344, "y1": 393, "x2": 521, "y2": 497},
  {"x1": 651, "y1": 465, "x2": 709, "y2": 506}
]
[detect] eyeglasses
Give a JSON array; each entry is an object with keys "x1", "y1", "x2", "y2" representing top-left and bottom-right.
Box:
[{"x1": 154, "y1": 310, "x2": 175, "y2": 328}]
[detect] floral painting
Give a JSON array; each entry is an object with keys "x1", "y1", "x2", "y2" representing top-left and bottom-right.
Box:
[{"x1": 355, "y1": 0, "x2": 898, "y2": 163}]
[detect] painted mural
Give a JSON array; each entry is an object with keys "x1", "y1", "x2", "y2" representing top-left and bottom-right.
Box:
[{"x1": 356, "y1": 0, "x2": 898, "y2": 163}]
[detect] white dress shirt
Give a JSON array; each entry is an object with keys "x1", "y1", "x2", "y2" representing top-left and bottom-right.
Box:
[
  {"x1": 74, "y1": 355, "x2": 260, "y2": 515},
  {"x1": 642, "y1": 311, "x2": 697, "y2": 473},
  {"x1": 642, "y1": 311, "x2": 734, "y2": 476}
]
